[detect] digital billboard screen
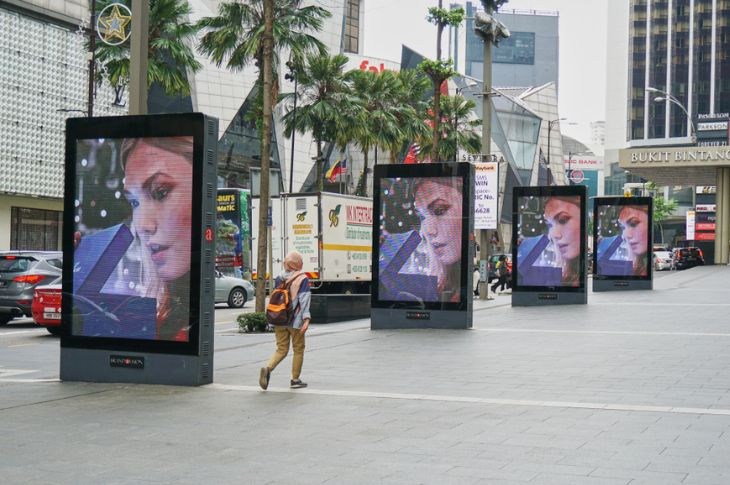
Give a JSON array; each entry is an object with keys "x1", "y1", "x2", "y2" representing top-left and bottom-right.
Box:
[
  {"x1": 63, "y1": 114, "x2": 216, "y2": 356},
  {"x1": 372, "y1": 163, "x2": 473, "y2": 311},
  {"x1": 593, "y1": 197, "x2": 653, "y2": 280},
  {"x1": 512, "y1": 186, "x2": 587, "y2": 291}
]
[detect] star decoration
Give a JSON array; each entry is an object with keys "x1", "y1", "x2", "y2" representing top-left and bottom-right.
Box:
[{"x1": 99, "y1": 4, "x2": 132, "y2": 44}]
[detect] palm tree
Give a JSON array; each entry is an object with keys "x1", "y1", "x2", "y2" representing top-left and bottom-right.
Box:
[
  {"x1": 197, "y1": 0, "x2": 329, "y2": 311},
  {"x1": 347, "y1": 69, "x2": 406, "y2": 196},
  {"x1": 417, "y1": 94, "x2": 482, "y2": 161},
  {"x1": 384, "y1": 69, "x2": 431, "y2": 164},
  {"x1": 94, "y1": 0, "x2": 202, "y2": 96},
  {"x1": 280, "y1": 52, "x2": 360, "y2": 192}
]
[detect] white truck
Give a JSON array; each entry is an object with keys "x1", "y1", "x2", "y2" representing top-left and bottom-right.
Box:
[{"x1": 251, "y1": 192, "x2": 372, "y2": 293}]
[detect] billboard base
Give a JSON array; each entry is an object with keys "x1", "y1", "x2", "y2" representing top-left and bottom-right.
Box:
[
  {"x1": 593, "y1": 279, "x2": 653, "y2": 292},
  {"x1": 371, "y1": 307, "x2": 472, "y2": 330},
  {"x1": 311, "y1": 294, "x2": 370, "y2": 323},
  {"x1": 60, "y1": 347, "x2": 212, "y2": 386},
  {"x1": 512, "y1": 291, "x2": 587, "y2": 307}
]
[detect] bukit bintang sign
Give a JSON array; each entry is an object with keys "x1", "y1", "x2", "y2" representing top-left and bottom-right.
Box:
[{"x1": 619, "y1": 146, "x2": 730, "y2": 168}]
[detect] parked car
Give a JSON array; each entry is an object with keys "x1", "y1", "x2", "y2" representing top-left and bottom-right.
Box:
[
  {"x1": 214, "y1": 271, "x2": 254, "y2": 308},
  {"x1": 672, "y1": 247, "x2": 705, "y2": 270},
  {"x1": 31, "y1": 284, "x2": 62, "y2": 335},
  {"x1": 653, "y1": 250, "x2": 674, "y2": 271},
  {"x1": 0, "y1": 252, "x2": 62, "y2": 326}
]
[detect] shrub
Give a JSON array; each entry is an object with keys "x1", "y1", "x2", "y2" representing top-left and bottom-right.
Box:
[{"x1": 237, "y1": 312, "x2": 270, "y2": 333}]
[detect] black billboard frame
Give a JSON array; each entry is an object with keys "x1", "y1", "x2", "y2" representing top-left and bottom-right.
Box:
[
  {"x1": 60, "y1": 113, "x2": 218, "y2": 385},
  {"x1": 511, "y1": 185, "x2": 588, "y2": 306},
  {"x1": 371, "y1": 162, "x2": 474, "y2": 329},
  {"x1": 592, "y1": 196, "x2": 654, "y2": 292}
]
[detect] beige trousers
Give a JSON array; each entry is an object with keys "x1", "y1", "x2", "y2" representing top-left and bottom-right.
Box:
[{"x1": 267, "y1": 326, "x2": 305, "y2": 380}]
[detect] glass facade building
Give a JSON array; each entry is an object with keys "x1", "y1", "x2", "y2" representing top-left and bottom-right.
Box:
[
  {"x1": 462, "y1": 2, "x2": 559, "y2": 88},
  {"x1": 628, "y1": 0, "x2": 730, "y2": 141}
]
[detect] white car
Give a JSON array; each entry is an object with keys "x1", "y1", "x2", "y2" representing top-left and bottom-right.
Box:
[
  {"x1": 214, "y1": 271, "x2": 255, "y2": 308},
  {"x1": 654, "y1": 251, "x2": 673, "y2": 271}
]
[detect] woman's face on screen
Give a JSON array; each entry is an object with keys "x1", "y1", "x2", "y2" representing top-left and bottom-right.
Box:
[
  {"x1": 124, "y1": 140, "x2": 193, "y2": 281},
  {"x1": 414, "y1": 180, "x2": 463, "y2": 266},
  {"x1": 544, "y1": 197, "x2": 581, "y2": 261},
  {"x1": 619, "y1": 206, "x2": 648, "y2": 258}
]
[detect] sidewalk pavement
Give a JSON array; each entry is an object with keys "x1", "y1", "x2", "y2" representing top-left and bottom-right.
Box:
[{"x1": 3, "y1": 267, "x2": 730, "y2": 484}]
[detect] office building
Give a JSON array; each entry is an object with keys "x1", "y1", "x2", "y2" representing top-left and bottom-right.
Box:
[{"x1": 459, "y1": 2, "x2": 559, "y2": 88}]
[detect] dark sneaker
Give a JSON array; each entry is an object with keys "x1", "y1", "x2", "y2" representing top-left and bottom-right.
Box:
[
  {"x1": 290, "y1": 379, "x2": 307, "y2": 389},
  {"x1": 259, "y1": 367, "x2": 270, "y2": 390}
]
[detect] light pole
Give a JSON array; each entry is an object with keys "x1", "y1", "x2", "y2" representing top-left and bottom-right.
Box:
[
  {"x1": 285, "y1": 60, "x2": 298, "y2": 193},
  {"x1": 566, "y1": 151, "x2": 573, "y2": 185},
  {"x1": 546, "y1": 117, "x2": 566, "y2": 186},
  {"x1": 646, "y1": 86, "x2": 696, "y2": 143}
]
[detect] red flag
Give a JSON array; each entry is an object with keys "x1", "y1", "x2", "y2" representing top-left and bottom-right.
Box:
[{"x1": 403, "y1": 144, "x2": 420, "y2": 164}]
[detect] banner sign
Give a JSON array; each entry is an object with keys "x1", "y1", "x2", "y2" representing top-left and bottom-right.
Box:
[
  {"x1": 474, "y1": 162, "x2": 499, "y2": 230},
  {"x1": 686, "y1": 210, "x2": 696, "y2": 240}
]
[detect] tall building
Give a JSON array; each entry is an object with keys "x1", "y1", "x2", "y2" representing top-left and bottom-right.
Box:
[
  {"x1": 460, "y1": 3, "x2": 559, "y2": 88},
  {"x1": 616, "y1": 0, "x2": 730, "y2": 265},
  {"x1": 628, "y1": 0, "x2": 730, "y2": 142}
]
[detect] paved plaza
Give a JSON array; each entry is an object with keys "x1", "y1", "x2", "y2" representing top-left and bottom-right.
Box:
[{"x1": 2, "y1": 267, "x2": 730, "y2": 484}]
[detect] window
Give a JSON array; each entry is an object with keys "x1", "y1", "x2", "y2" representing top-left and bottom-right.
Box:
[
  {"x1": 10, "y1": 207, "x2": 63, "y2": 251},
  {"x1": 344, "y1": 0, "x2": 360, "y2": 53}
]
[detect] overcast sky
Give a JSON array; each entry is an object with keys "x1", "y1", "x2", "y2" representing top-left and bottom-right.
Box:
[{"x1": 363, "y1": 0, "x2": 609, "y2": 144}]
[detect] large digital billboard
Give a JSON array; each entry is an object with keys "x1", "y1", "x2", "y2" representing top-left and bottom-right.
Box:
[
  {"x1": 372, "y1": 163, "x2": 473, "y2": 329},
  {"x1": 593, "y1": 197, "x2": 653, "y2": 281},
  {"x1": 61, "y1": 114, "x2": 218, "y2": 383},
  {"x1": 512, "y1": 186, "x2": 587, "y2": 305}
]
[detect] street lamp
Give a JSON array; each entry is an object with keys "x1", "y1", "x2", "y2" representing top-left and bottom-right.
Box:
[
  {"x1": 545, "y1": 117, "x2": 566, "y2": 186},
  {"x1": 285, "y1": 59, "x2": 298, "y2": 193},
  {"x1": 646, "y1": 86, "x2": 696, "y2": 143}
]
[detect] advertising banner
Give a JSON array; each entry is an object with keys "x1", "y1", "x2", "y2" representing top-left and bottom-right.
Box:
[
  {"x1": 474, "y1": 161, "x2": 499, "y2": 229},
  {"x1": 686, "y1": 210, "x2": 696, "y2": 240},
  {"x1": 216, "y1": 188, "x2": 251, "y2": 278}
]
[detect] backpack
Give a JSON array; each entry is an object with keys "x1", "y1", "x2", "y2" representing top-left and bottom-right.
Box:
[
  {"x1": 266, "y1": 274, "x2": 306, "y2": 326},
  {"x1": 498, "y1": 261, "x2": 508, "y2": 276}
]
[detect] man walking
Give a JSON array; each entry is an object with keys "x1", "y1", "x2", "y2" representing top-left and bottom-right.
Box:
[{"x1": 259, "y1": 251, "x2": 311, "y2": 390}]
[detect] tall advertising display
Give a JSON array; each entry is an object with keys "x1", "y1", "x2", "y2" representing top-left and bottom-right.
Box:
[
  {"x1": 371, "y1": 163, "x2": 474, "y2": 329},
  {"x1": 512, "y1": 186, "x2": 588, "y2": 306},
  {"x1": 593, "y1": 197, "x2": 653, "y2": 291},
  {"x1": 61, "y1": 114, "x2": 218, "y2": 386}
]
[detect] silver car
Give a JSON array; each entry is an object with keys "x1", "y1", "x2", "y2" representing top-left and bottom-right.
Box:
[
  {"x1": 0, "y1": 251, "x2": 63, "y2": 325},
  {"x1": 214, "y1": 271, "x2": 254, "y2": 308}
]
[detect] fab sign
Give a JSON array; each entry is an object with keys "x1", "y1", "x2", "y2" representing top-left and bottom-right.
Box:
[{"x1": 359, "y1": 60, "x2": 387, "y2": 73}]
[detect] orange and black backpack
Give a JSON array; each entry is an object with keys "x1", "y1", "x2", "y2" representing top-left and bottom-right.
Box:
[{"x1": 266, "y1": 274, "x2": 306, "y2": 326}]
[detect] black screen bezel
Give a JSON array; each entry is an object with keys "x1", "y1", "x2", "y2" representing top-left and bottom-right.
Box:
[
  {"x1": 592, "y1": 196, "x2": 654, "y2": 281},
  {"x1": 371, "y1": 162, "x2": 472, "y2": 311},
  {"x1": 511, "y1": 185, "x2": 588, "y2": 293},
  {"x1": 61, "y1": 113, "x2": 206, "y2": 356}
]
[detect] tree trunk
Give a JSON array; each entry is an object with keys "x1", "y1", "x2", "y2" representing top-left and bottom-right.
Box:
[
  {"x1": 361, "y1": 148, "x2": 369, "y2": 197},
  {"x1": 431, "y1": 0, "x2": 444, "y2": 163},
  {"x1": 255, "y1": 0, "x2": 274, "y2": 313}
]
